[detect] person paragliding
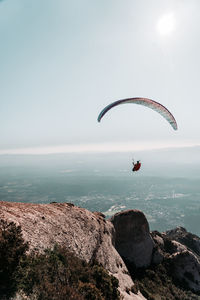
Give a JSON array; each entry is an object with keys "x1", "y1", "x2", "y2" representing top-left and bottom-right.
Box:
[
  {"x1": 132, "y1": 160, "x2": 141, "y2": 172},
  {"x1": 97, "y1": 97, "x2": 178, "y2": 173}
]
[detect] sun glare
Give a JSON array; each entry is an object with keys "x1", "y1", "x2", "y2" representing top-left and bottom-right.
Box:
[{"x1": 157, "y1": 13, "x2": 175, "y2": 36}]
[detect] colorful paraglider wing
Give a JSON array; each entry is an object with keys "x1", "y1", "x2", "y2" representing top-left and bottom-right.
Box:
[{"x1": 97, "y1": 97, "x2": 177, "y2": 130}]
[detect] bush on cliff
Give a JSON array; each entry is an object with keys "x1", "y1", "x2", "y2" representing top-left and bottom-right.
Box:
[
  {"x1": 126, "y1": 258, "x2": 199, "y2": 300},
  {"x1": 17, "y1": 245, "x2": 120, "y2": 300},
  {"x1": 0, "y1": 219, "x2": 28, "y2": 298},
  {"x1": 0, "y1": 219, "x2": 120, "y2": 300}
]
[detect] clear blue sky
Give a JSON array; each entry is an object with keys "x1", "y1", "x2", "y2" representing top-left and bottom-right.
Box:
[{"x1": 1, "y1": 0, "x2": 200, "y2": 154}]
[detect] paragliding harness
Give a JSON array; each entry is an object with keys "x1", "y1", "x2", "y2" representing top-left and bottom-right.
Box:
[{"x1": 132, "y1": 160, "x2": 141, "y2": 172}]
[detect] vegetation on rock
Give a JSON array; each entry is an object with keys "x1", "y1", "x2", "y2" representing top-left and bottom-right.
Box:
[
  {"x1": 131, "y1": 263, "x2": 199, "y2": 300},
  {"x1": 0, "y1": 219, "x2": 28, "y2": 298},
  {"x1": 0, "y1": 219, "x2": 120, "y2": 300},
  {"x1": 17, "y1": 245, "x2": 120, "y2": 300}
]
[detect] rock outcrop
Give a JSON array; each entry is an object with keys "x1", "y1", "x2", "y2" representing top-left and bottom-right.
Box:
[
  {"x1": 0, "y1": 201, "x2": 145, "y2": 300},
  {"x1": 1, "y1": 201, "x2": 200, "y2": 298},
  {"x1": 110, "y1": 210, "x2": 154, "y2": 268},
  {"x1": 152, "y1": 227, "x2": 200, "y2": 293},
  {"x1": 166, "y1": 226, "x2": 200, "y2": 256},
  {"x1": 169, "y1": 250, "x2": 200, "y2": 292}
]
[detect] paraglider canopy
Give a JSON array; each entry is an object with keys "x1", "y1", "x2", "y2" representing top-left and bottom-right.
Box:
[{"x1": 97, "y1": 97, "x2": 177, "y2": 130}]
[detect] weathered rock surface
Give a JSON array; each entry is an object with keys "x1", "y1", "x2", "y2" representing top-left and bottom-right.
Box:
[
  {"x1": 166, "y1": 226, "x2": 200, "y2": 256},
  {"x1": 164, "y1": 227, "x2": 200, "y2": 292},
  {"x1": 110, "y1": 210, "x2": 155, "y2": 268},
  {"x1": 169, "y1": 250, "x2": 200, "y2": 292},
  {"x1": 0, "y1": 201, "x2": 145, "y2": 300},
  {"x1": 151, "y1": 227, "x2": 200, "y2": 293}
]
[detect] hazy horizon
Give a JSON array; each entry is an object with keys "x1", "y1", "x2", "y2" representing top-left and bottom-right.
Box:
[
  {"x1": 0, "y1": 147, "x2": 200, "y2": 236},
  {"x1": 1, "y1": 145, "x2": 200, "y2": 178},
  {"x1": 0, "y1": 142, "x2": 200, "y2": 155}
]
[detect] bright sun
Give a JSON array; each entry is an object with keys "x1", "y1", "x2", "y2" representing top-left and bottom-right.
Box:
[{"x1": 157, "y1": 13, "x2": 175, "y2": 36}]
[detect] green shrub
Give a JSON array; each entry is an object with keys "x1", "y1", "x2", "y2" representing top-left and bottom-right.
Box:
[
  {"x1": 0, "y1": 219, "x2": 28, "y2": 298},
  {"x1": 17, "y1": 245, "x2": 120, "y2": 300}
]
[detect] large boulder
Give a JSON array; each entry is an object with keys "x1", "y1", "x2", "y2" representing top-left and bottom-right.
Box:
[{"x1": 110, "y1": 210, "x2": 155, "y2": 268}]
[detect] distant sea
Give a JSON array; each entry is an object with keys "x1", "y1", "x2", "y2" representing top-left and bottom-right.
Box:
[{"x1": 0, "y1": 149, "x2": 200, "y2": 236}]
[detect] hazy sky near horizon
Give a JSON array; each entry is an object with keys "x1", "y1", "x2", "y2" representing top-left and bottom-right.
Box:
[{"x1": 1, "y1": 0, "x2": 200, "y2": 154}]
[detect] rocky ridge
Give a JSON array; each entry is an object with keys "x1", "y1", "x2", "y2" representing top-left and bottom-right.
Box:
[{"x1": 0, "y1": 201, "x2": 200, "y2": 299}]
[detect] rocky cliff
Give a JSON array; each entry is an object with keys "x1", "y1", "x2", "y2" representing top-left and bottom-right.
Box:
[
  {"x1": 0, "y1": 201, "x2": 200, "y2": 299},
  {"x1": 0, "y1": 201, "x2": 144, "y2": 300}
]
